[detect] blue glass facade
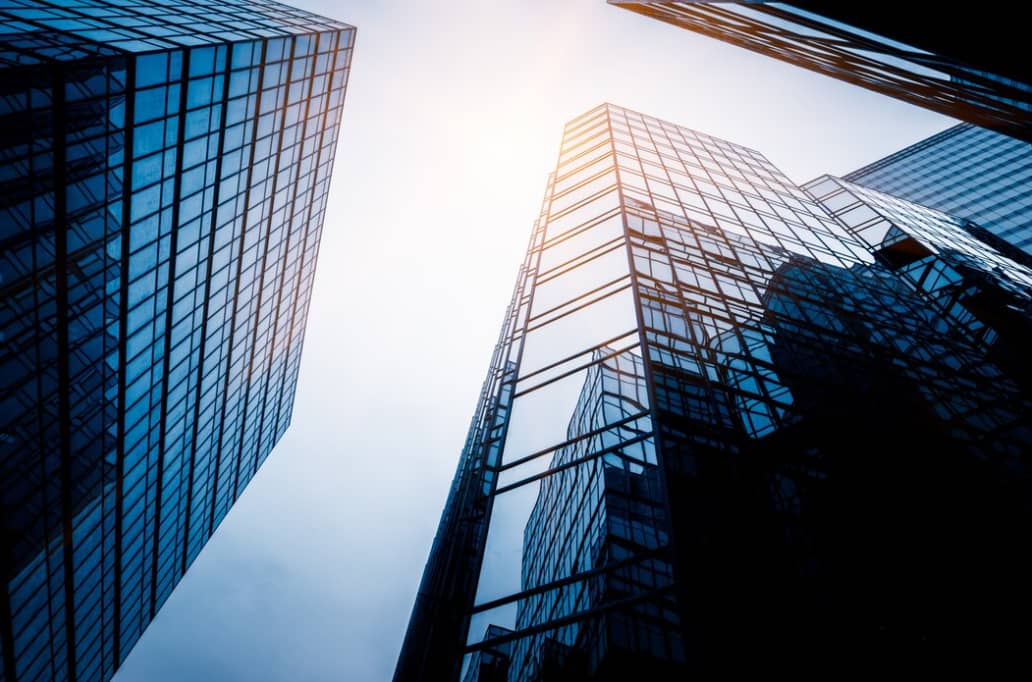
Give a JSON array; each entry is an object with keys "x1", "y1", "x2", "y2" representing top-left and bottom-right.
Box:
[
  {"x1": 843, "y1": 123, "x2": 1032, "y2": 254},
  {"x1": 0, "y1": 2, "x2": 354, "y2": 680},
  {"x1": 397, "y1": 104, "x2": 1032, "y2": 680}
]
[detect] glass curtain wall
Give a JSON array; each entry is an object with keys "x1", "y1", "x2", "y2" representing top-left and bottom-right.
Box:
[
  {"x1": 0, "y1": 3, "x2": 355, "y2": 679},
  {"x1": 399, "y1": 103, "x2": 1032, "y2": 681}
]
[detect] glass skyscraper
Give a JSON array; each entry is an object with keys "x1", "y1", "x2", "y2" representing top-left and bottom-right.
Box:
[
  {"x1": 610, "y1": 2, "x2": 1032, "y2": 142},
  {"x1": 842, "y1": 123, "x2": 1032, "y2": 255},
  {"x1": 397, "y1": 103, "x2": 1032, "y2": 680},
  {"x1": 0, "y1": 2, "x2": 354, "y2": 680}
]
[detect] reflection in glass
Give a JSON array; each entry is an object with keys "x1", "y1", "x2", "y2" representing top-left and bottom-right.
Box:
[
  {"x1": 0, "y1": 2, "x2": 354, "y2": 679},
  {"x1": 397, "y1": 104, "x2": 1032, "y2": 680}
]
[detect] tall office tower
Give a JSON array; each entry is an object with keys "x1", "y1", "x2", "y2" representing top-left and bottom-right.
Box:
[
  {"x1": 397, "y1": 103, "x2": 1032, "y2": 681},
  {"x1": 840, "y1": 123, "x2": 1032, "y2": 255},
  {"x1": 609, "y1": 2, "x2": 1032, "y2": 142},
  {"x1": 0, "y1": 2, "x2": 354, "y2": 680}
]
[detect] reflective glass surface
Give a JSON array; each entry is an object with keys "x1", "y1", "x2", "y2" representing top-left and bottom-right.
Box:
[
  {"x1": 0, "y1": 2, "x2": 354, "y2": 680},
  {"x1": 398, "y1": 104, "x2": 1032, "y2": 680},
  {"x1": 843, "y1": 123, "x2": 1032, "y2": 254},
  {"x1": 610, "y1": 2, "x2": 1032, "y2": 142}
]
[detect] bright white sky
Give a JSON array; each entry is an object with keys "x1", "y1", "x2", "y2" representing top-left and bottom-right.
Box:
[{"x1": 114, "y1": 1, "x2": 952, "y2": 680}]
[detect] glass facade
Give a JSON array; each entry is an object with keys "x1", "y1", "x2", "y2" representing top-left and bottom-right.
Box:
[
  {"x1": 397, "y1": 103, "x2": 1032, "y2": 680},
  {"x1": 842, "y1": 123, "x2": 1032, "y2": 254},
  {"x1": 610, "y1": 2, "x2": 1032, "y2": 142},
  {"x1": 0, "y1": 2, "x2": 354, "y2": 680}
]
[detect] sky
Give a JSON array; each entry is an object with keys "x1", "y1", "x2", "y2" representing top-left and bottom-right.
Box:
[{"x1": 113, "y1": 1, "x2": 953, "y2": 680}]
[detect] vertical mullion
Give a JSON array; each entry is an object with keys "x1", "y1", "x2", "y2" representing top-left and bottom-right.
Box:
[
  {"x1": 231, "y1": 36, "x2": 298, "y2": 499},
  {"x1": 208, "y1": 38, "x2": 269, "y2": 538},
  {"x1": 51, "y1": 59, "x2": 79, "y2": 682},
  {"x1": 269, "y1": 31, "x2": 348, "y2": 442},
  {"x1": 112, "y1": 50, "x2": 137, "y2": 671},
  {"x1": 251, "y1": 33, "x2": 326, "y2": 475},
  {"x1": 180, "y1": 44, "x2": 234, "y2": 578},
  {"x1": 146, "y1": 47, "x2": 191, "y2": 621}
]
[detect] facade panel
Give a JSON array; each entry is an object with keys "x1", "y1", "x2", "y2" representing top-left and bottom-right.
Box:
[
  {"x1": 398, "y1": 104, "x2": 1032, "y2": 680},
  {"x1": 843, "y1": 123, "x2": 1032, "y2": 254},
  {"x1": 0, "y1": 2, "x2": 354, "y2": 680}
]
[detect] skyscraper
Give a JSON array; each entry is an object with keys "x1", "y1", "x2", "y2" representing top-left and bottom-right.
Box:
[
  {"x1": 397, "y1": 103, "x2": 1032, "y2": 680},
  {"x1": 0, "y1": 2, "x2": 354, "y2": 679},
  {"x1": 609, "y1": 2, "x2": 1032, "y2": 142},
  {"x1": 841, "y1": 123, "x2": 1032, "y2": 255}
]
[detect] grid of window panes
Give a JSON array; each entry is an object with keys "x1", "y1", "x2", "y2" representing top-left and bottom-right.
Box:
[
  {"x1": 399, "y1": 103, "x2": 1032, "y2": 681},
  {"x1": 806, "y1": 175, "x2": 1032, "y2": 403},
  {"x1": 806, "y1": 175, "x2": 1032, "y2": 291},
  {"x1": 510, "y1": 351, "x2": 675, "y2": 681},
  {"x1": 0, "y1": 0, "x2": 350, "y2": 55},
  {"x1": 609, "y1": 104, "x2": 1030, "y2": 671},
  {"x1": 610, "y1": 3, "x2": 1032, "y2": 143},
  {"x1": 843, "y1": 124, "x2": 1032, "y2": 254},
  {"x1": 0, "y1": 38, "x2": 127, "y2": 682},
  {"x1": 0, "y1": 8, "x2": 354, "y2": 680}
]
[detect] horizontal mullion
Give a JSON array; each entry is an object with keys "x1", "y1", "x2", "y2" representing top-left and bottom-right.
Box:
[
  {"x1": 546, "y1": 184, "x2": 619, "y2": 223},
  {"x1": 516, "y1": 329, "x2": 639, "y2": 385},
  {"x1": 471, "y1": 544, "x2": 670, "y2": 614},
  {"x1": 540, "y1": 205, "x2": 623, "y2": 251},
  {"x1": 493, "y1": 406, "x2": 650, "y2": 473},
  {"x1": 463, "y1": 584, "x2": 676, "y2": 655},
  {"x1": 524, "y1": 282, "x2": 633, "y2": 335},
  {"x1": 514, "y1": 339, "x2": 641, "y2": 399},
  {"x1": 536, "y1": 238, "x2": 626, "y2": 285},
  {"x1": 493, "y1": 431, "x2": 654, "y2": 496},
  {"x1": 529, "y1": 272, "x2": 629, "y2": 323}
]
